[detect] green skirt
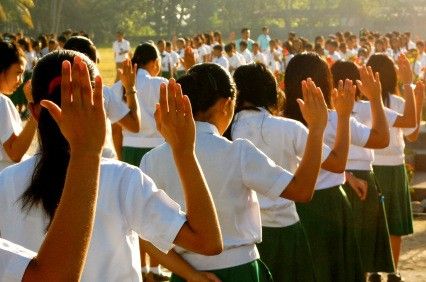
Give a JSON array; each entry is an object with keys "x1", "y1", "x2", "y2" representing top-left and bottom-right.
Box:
[
  {"x1": 121, "y1": 146, "x2": 153, "y2": 166},
  {"x1": 373, "y1": 165, "x2": 414, "y2": 236},
  {"x1": 343, "y1": 170, "x2": 395, "y2": 273},
  {"x1": 170, "y1": 259, "x2": 272, "y2": 282},
  {"x1": 257, "y1": 222, "x2": 316, "y2": 282},
  {"x1": 296, "y1": 186, "x2": 363, "y2": 282}
]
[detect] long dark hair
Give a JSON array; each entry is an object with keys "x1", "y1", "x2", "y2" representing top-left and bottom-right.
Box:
[
  {"x1": 21, "y1": 50, "x2": 98, "y2": 224},
  {"x1": 284, "y1": 52, "x2": 333, "y2": 125},
  {"x1": 0, "y1": 41, "x2": 25, "y2": 74},
  {"x1": 367, "y1": 54, "x2": 396, "y2": 107},
  {"x1": 132, "y1": 42, "x2": 160, "y2": 69}
]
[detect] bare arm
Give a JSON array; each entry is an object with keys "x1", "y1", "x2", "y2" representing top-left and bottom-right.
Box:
[
  {"x1": 280, "y1": 79, "x2": 327, "y2": 202},
  {"x1": 154, "y1": 80, "x2": 222, "y2": 256},
  {"x1": 3, "y1": 117, "x2": 37, "y2": 162},
  {"x1": 23, "y1": 57, "x2": 105, "y2": 281},
  {"x1": 117, "y1": 60, "x2": 140, "y2": 132},
  {"x1": 406, "y1": 80, "x2": 425, "y2": 142}
]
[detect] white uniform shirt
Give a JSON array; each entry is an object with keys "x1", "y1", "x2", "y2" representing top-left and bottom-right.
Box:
[
  {"x1": 113, "y1": 39, "x2": 131, "y2": 63},
  {"x1": 317, "y1": 110, "x2": 371, "y2": 189},
  {"x1": 346, "y1": 100, "x2": 399, "y2": 170},
  {"x1": 227, "y1": 54, "x2": 244, "y2": 73},
  {"x1": 240, "y1": 49, "x2": 253, "y2": 64},
  {"x1": 0, "y1": 239, "x2": 35, "y2": 282},
  {"x1": 176, "y1": 49, "x2": 186, "y2": 71},
  {"x1": 212, "y1": 56, "x2": 230, "y2": 70},
  {"x1": 123, "y1": 69, "x2": 167, "y2": 148},
  {"x1": 231, "y1": 109, "x2": 331, "y2": 227},
  {"x1": 196, "y1": 46, "x2": 208, "y2": 64},
  {"x1": 263, "y1": 49, "x2": 279, "y2": 72},
  {"x1": 0, "y1": 95, "x2": 22, "y2": 163},
  {"x1": 0, "y1": 157, "x2": 186, "y2": 282},
  {"x1": 160, "y1": 51, "x2": 172, "y2": 72},
  {"x1": 374, "y1": 95, "x2": 416, "y2": 165},
  {"x1": 140, "y1": 122, "x2": 293, "y2": 270},
  {"x1": 253, "y1": 52, "x2": 266, "y2": 65}
]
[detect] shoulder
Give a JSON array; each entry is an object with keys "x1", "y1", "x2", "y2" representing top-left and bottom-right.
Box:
[{"x1": 0, "y1": 157, "x2": 37, "y2": 194}]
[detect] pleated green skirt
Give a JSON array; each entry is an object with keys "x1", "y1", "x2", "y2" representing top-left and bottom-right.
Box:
[
  {"x1": 373, "y1": 165, "x2": 414, "y2": 236},
  {"x1": 296, "y1": 186, "x2": 363, "y2": 282},
  {"x1": 343, "y1": 170, "x2": 395, "y2": 273},
  {"x1": 170, "y1": 259, "x2": 272, "y2": 282},
  {"x1": 121, "y1": 146, "x2": 153, "y2": 166},
  {"x1": 256, "y1": 222, "x2": 316, "y2": 282}
]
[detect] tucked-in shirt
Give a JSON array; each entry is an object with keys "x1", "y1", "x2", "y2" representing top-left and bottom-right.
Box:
[
  {"x1": 140, "y1": 122, "x2": 294, "y2": 270},
  {"x1": 0, "y1": 95, "x2": 22, "y2": 163},
  {"x1": 113, "y1": 40, "x2": 131, "y2": 63},
  {"x1": 0, "y1": 157, "x2": 186, "y2": 282},
  {"x1": 123, "y1": 69, "x2": 167, "y2": 148},
  {"x1": 160, "y1": 51, "x2": 172, "y2": 72},
  {"x1": 0, "y1": 239, "x2": 35, "y2": 282},
  {"x1": 231, "y1": 109, "x2": 331, "y2": 227},
  {"x1": 374, "y1": 95, "x2": 417, "y2": 165}
]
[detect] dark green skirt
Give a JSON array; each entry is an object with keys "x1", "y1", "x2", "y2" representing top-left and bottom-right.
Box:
[
  {"x1": 343, "y1": 170, "x2": 395, "y2": 273},
  {"x1": 121, "y1": 146, "x2": 153, "y2": 166},
  {"x1": 296, "y1": 186, "x2": 363, "y2": 282},
  {"x1": 373, "y1": 165, "x2": 414, "y2": 236},
  {"x1": 257, "y1": 222, "x2": 316, "y2": 282},
  {"x1": 170, "y1": 259, "x2": 272, "y2": 282}
]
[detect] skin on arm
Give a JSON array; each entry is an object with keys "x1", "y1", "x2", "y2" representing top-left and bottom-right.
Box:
[
  {"x1": 321, "y1": 79, "x2": 355, "y2": 173},
  {"x1": 116, "y1": 59, "x2": 141, "y2": 133},
  {"x1": 345, "y1": 172, "x2": 368, "y2": 201},
  {"x1": 154, "y1": 80, "x2": 223, "y2": 256},
  {"x1": 280, "y1": 78, "x2": 328, "y2": 203},
  {"x1": 356, "y1": 66, "x2": 390, "y2": 149},
  {"x1": 393, "y1": 54, "x2": 417, "y2": 128},
  {"x1": 2, "y1": 117, "x2": 37, "y2": 162},
  {"x1": 22, "y1": 56, "x2": 106, "y2": 281},
  {"x1": 406, "y1": 80, "x2": 425, "y2": 142}
]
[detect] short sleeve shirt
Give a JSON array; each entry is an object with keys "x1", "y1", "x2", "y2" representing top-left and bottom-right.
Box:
[
  {"x1": 0, "y1": 95, "x2": 22, "y2": 162},
  {"x1": 0, "y1": 239, "x2": 35, "y2": 282}
]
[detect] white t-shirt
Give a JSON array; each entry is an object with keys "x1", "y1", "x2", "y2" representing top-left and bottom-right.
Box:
[
  {"x1": 196, "y1": 46, "x2": 208, "y2": 64},
  {"x1": 176, "y1": 49, "x2": 186, "y2": 71},
  {"x1": 240, "y1": 49, "x2": 253, "y2": 64},
  {"x1": 123, "y1": 69, "x2": 167, "y2": 148},
  {"x1": 253, "y1": 52, "x2": 266, "y2": 65},
  {"x1": 263, "y1": 49, "x2": 280, "y2": 72},
  {"x1": 227, "y1": 54, "x2": 244, "y2": 73},
  {"x1": 316, "y1": 110, "x2": 371, "y2": 189},
  {"x1": 374, "y1": 95, "x2": 417, "y2": 165},
  {"x1": 140, "y1": 122, "x2": 293, "y2": 270},
  {"x1": 0, "y1": 157, "x2": 186, "y2": 282},
  {"x1": 0, "y1": 95, "x2": 22, "y2": 163},
  {"x1": 231, "y1": 109, "x2": 331, "y2": 227},
  {"x1": 160, "y1": 51, "x2": 172, "y2": 72},
  {"x1": 346, "y1": 100, "x2": 399, "y2": 170},
  {"x1": 212, "y1": 56, "x2": 229, "y2": 70},
  {"x1": 0, "y1": 239, "x2": 35, "y2": 282},
  {"x1": 113, "y1": 39, "x2": 131, "y2": 63}
]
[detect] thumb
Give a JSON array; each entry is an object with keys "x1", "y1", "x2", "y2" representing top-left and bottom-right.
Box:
[
  {"x1": 296, "y1": 98, "x2": 305, "y2": 110},
  {"x1": 40, "y1": 100, "x2": 62, "y2": 125},
  {"x1": 154, "y1": 103, "x2": 162, "y2": 132}
]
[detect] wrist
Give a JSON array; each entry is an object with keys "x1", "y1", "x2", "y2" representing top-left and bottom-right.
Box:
[
  {"x1": 124, "y1": 87, "x2": 136, "y2": 95},
  {"x1": 69, "y1": 150, "x2": 102, "y2": 161}
]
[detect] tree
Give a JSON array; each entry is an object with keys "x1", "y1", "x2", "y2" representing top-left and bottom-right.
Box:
[{"x1": 0, "y1": 0, "x2": 35, "y2": 28}]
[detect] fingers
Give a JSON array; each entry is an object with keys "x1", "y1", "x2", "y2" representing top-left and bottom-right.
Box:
[
  {"x1": 71, "y1": 56, "x2": 83, "y2": 105},
  {"x1": 338, "y1": 80, "x2": 344, "y2": 93},
  {"x1": 175, "y1": 82, "x2": 184, "y2": 113},
  {"x1": 167, "y1": 79, "x2": 177, "y2": 113},
  {"x1": 159, "y1": 83, "x2": 168, "y2": 114},
  {"x1": 79, "y1": 60, "x2": 93, "y2": 106},
  {"x1": 301, "y1": 80, "x2": 308, "y2": 103},
  {"x1": 154, "y1": 103, "x2": 162, "y2": 133},
  {"x1": 93, "y1": 76, "x2": 104, "y2": 110},
  {"x1": 40, "y1": 100, "x2": 62, "y2": 125},
  {"x1": 61, "y1": 60, "x2": 72, "y2": 106},
  {"x1": 182, "y1": 95, "x2": 193, "y2": 119}
]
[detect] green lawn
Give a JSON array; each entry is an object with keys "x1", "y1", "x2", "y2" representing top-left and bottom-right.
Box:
[{"x1": 98, "y1": 47, "x2": 117, "y2": 86}]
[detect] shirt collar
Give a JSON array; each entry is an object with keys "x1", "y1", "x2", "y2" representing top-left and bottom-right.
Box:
[
  {"x1": 137, "y1": 68, "x2": 150, "y2": 77},
  {"x1": 196, "y1": 121, "x2": 220, "y2": 136}
]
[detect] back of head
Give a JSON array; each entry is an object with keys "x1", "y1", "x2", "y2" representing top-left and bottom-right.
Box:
[
  {"x1": 177, "y1": 63, "x2": 236, "y2": 116},
  {"x1": 233, "y1": 63, "x2": 278, "y2": 113},
  {"x1": 63, "y1": 36, "x2": 97, "y2": 63},
  {"x1": 330, "y1": 61, "x2": 361, "y2": 99},
  {"x1": 132, "y1": 42, "x2": 159, "y2": 68},
  {"x1": 284, "y1": 52, "x2": 332, "y2": 125},
  {"x1": 367, "y1": 54, "x2": 396, "y2": 105},
  {"x1": 0, "y1": 41, "x2": 25, "y2": 74},
  {"x1": 24, "y1": 50, "x2": 98, "y2": 223}
]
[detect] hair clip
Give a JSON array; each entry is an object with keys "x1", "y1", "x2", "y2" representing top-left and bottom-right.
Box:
[{"x1": 48, "y1": 76, "x2": 62, "y2": 95}]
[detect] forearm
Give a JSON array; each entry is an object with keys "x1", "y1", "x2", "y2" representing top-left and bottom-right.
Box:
[
  {"x1": 321, "y1": 113, "x2": 350, "y2": 173},
  {"x1": 399, "y1": 84, "x2": 417, "y2": 128},
  {"x1": 7, "y1": 117, "x2": 37, "y2": 162},
  {"x1": 281, "y1": 129, "x2": 324, "y2": 202},
  {"x1": 172, "y1": 149, "x2": 222, "y2": 253},
  {"x1": 365, "y1": 98, "x2": 390, "y2": 148},
  {"x1": 119, "y1": 88, "x2": 141, "y2": 132},
  {"x1": 406, "y1": 99, "x2": 423, "y2": 142},
  {"x1": 24, "y1": 153, "x2": 101, "y2": 281}
]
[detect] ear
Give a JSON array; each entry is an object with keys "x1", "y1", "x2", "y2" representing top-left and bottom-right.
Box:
[
  {"x1": 28, "y1": 103, "x2": 41, "y2": 121},
  {"x1": 222, "y1": 97, "x2": 234, "y2": 115}
]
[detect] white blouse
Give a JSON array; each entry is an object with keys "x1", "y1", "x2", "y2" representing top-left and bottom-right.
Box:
[{"x1": 0, "y1": 239, "x2": 35, "y2": 282}]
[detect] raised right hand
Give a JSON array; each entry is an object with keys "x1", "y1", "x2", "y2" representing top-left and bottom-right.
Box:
[
  {"x1": 396, "y1": 54, "x2": 413, "y2": 84},
  {"x1": 298, "y1": 78, "x2": 328, "y2": 131},
  {"x1": 356, "y1": 66, "x2": 382, "y2": 102},
  {"x1": 332, "y1": 79, "x2": 356, "y2": 117},
  {"x1": 40, "y1": 56, "x2": 106, "y2": 155},
  {"x1": 118, "y1": 59, "x2": 137, "y2": 91},
  {"x1": 414, "y1": 80, "x2": 425, "y2": 106}
]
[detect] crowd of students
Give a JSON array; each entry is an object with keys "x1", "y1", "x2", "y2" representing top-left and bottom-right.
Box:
[{"x1": 0, "y1": 26, "x2": 424, "y2": 282}]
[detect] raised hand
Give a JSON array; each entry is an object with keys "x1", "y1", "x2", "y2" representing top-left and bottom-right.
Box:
[
  {"x1": 118, "y1": 58, "x2": 137, "y2": 91},
  {"x1": 298, "y1": 78, "x2": 328, "y2": 130},
  {"x1": 414, "y1": 80, "x2": 425, "y2": 107},
  {"x1": 356, "y1": 66, "x2": 382, "y2": 102},
  {"x1": 332, "y1": 79, "x2": 356, "y2": 117},
  {"x1": 154, "y1": 78, "x2": 195, "y2": 152},
  {"x1": 396, "y1": 54, "x2": 413, "y2": 84},
  {"x1": 183, "y1": 47, "x2": 196, "y2": 70},
  {"x1": 40, "y1": 56, "x2": 106, "y2": 155}
]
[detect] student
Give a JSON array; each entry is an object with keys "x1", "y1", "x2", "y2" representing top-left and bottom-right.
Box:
[
  {"x1": 140, "y1": 63, "x2": 329, "y2": 281},
  {"x1": 0, "y1": 42, "x2": 37, "y2": 172},
  {"x1": 0, "y1": 51, "x2": 222, "y2": 282},
  {"x1": 239, "y1": 41, "x2": 253, "y2": 64},
  {"x1": 230, "y1": 63, "x2": 354, "y2": 281},
  {"x1": 63, "y1": 36, "x2": 141, "y2": 159},
  {"x1": 252, "y1": 43, "x2": 266, "y2": 65},
  {"x1": 284, "y1": 52, "x2": 391, "y2": 282},
  {"x1": 166, "y1": 41, "x2": 179, "y2": 78},
  {"x1": 113, "y1": 31, "x2": 131, "y2": 82},
  {"x1": 0, "y1": 55, "x2": 104, "y2": 282},
  {"x1": 257, "y1": 27, "x2": 271, "y2": 52},
  {"x1": 331, "y1": 59, "x2": 420, "y2": 281},
  {"x1": 157, "y1": 40, "x2": 172, "y2": 79},
  {"x1": 212, "y1": 45, "x2": 229, "y2": 70},
  {"x1": 236, "y1": 28, "x2": 255, "y2": 52},
  {"x1": 175, "y1": 38, "x2": 187, "y2": 79},
  {"x1": 368, "y1": 54, "x2": 424, "y2": 282},
  {"x1": 225, "y1": 43, "x2": 245, "y2": 74}
]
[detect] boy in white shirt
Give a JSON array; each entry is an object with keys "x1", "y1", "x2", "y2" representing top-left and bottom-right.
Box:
[
  {"x1": 166, "y1": 41, "x2": 179, "y2": 78},
  {"x1": 326, "y1": 39, "x2": 342, "y2": 62},
  {"x1": 264, "y1": 39, "x2": 280, "y2": 72},
  {"x1": 239, "y1": 41, "x2": 253, "y2": 64},
  {"x1": 113, "y1": 31, "x2": 131, "y2": 82},
  {"x1": 252, "y1": 43, "x2": 266, "y2": 65},
  {"x1": 212, "y1": 45, "x2": 229, "y2": 70},
  {"x1": 225, "y1": 43, "x2": 245, "y2": 74},
  {"x1": 157, "y1": 40, "x2": 172, "y2": 79}
]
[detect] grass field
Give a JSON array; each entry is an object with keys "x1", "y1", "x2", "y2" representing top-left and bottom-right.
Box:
[{"x1": 98, "y1": 47, "x2": 118, "y2": 86}]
